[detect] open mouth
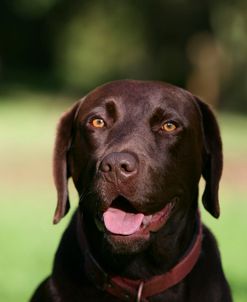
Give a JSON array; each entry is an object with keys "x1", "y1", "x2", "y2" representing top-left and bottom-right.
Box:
[{"x1": 97, "y1": 196, "x2": 175, "y2": 236}]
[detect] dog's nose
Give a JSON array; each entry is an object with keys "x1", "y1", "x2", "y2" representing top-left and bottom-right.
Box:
[{"x1": 100, "y1": 152, "x2": 138, "y2": 180}]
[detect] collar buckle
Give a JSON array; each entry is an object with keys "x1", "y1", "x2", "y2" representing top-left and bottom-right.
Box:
[{"x1": 136, "y1": 282, "x2": 144, "y2": 302}]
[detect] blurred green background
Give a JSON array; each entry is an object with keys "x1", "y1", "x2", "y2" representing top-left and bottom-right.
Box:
[{"x1": 0, "y1": 0, "x2": 246, "y2": 301}]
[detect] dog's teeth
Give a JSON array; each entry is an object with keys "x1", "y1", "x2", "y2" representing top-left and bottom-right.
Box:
[{"x1": 142, "y1": 215, "x2": 152, "y2": 227}]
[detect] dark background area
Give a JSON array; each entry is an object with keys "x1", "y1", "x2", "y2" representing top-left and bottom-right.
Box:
[{"x1": 0, "y1": 0, "x2": 246, "y2": 111}]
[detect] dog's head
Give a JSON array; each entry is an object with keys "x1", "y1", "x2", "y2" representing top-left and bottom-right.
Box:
[{"x1": 52, "y1": 80, "x2": 222, "y2": 253}]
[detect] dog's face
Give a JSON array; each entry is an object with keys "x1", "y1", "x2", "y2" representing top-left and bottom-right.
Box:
[{"x1": 53, "y1": 80, "x2": 222, "y2": 254}]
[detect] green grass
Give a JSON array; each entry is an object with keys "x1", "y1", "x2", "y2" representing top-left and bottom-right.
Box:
[
  {"x1": 0, "y1": 95, "x2": 246, "y2": 302},
  {"x1": 201, "y1": 190, "x2": 247, "y2": 302}
]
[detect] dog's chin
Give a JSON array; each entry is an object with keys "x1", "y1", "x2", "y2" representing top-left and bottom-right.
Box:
[
  {"x1": 95, "y1": 197, "x2": 176, "y2": 254},
  {"x1": 105, "y1": 232, "x2": 150, "y2": 255}
]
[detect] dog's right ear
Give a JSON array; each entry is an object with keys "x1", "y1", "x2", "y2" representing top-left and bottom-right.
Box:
[
  {"x1": 53, "y1": 101, "x2": 81, "y2": 224},
  {"x1": 194, "y1": 97, "x2": 223, "y2": 218}
]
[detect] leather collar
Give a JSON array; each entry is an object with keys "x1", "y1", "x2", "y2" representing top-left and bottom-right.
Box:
[{"x1": 77, "y1": 212, "x2": 202, "y2": 302}]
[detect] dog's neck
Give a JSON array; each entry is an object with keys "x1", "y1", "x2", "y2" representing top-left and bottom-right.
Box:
[{"x1": 80, "y1": 204, "x2": 198, "y2": 280}]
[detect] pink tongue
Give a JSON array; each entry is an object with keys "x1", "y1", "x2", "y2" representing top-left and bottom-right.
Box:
[{"x1": 103, "y1": 208, "x2": 144, "y2": 235}]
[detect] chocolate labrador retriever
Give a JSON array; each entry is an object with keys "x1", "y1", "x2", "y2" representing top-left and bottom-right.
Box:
[{"x1": 31, "y1": 80, "x2": 232, "y2": 302}]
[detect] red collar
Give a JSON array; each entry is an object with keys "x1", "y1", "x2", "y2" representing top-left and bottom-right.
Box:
[{"x1": 77, "y1": 212, "x2": 202, "y2": 302}]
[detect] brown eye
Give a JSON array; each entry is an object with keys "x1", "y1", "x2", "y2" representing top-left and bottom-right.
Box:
[
  {"x1": 161, "y1": 121, "x2": 177, "y2": 132},
  {"x1": 91, "y1": 118, "x2": 105, "y2": 128}
]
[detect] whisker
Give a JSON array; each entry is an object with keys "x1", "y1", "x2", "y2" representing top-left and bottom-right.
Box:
[{"x1": 79, "y1": 189, "x2": 95, "y2": 205}]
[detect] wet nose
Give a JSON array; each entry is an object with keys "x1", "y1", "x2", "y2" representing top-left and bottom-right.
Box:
[{"x1": 99, "y1": 152, "x2": 138, "y2": 180}]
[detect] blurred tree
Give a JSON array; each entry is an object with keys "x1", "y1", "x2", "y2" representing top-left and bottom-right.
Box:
[
  {"x1": 51, "y1": 0, "x2": 212, "y2": 92},
  {"x1": 0, "y1": 0, "x2": 55, "y2": 85},
  {"x1": 211, "y1": 0, "x2": 247, "y2": 111},
  {"x1": 53, "y1": 2, "x2": 149, "y2": 89},
  {"x1": 0, "y1": 0, "x2": 246, "y2": 111},
  {"x1": 0, "y1": 0, "x2": 212, "y2": 91}
]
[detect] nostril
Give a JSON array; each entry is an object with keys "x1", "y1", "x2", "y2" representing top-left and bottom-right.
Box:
[
  {"x1": 120, "y1": 161, "x2": 135, "y2": 173},
  {"x1": 100, "y1": 162, "x2": 112, "y2": 173},
  {"x1": 121, "y1": 163, "x2": 127, "y2": 172}
]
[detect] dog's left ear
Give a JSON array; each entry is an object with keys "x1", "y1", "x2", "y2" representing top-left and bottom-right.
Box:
[
  {"x1": 53, "y1": 101, "x2": 81, "y2": 224},
  {"x1": 195, "y1": 97, "x2": 223, "y2": 218}
]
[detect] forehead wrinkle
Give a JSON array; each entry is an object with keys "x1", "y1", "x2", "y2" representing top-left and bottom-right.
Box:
[
  {"x1": 79, "y1": 97, "x2": 119, "y2": 117},
  {"x1": 153, "y1": 93, "x2": 185, "y2": 111}
]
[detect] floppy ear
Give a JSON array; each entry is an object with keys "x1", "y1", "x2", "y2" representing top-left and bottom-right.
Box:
[
  {"x1": 195, "y1": 97, "x2": 223, "y2": 218},
  {"x1": 53, "y1": 101, "x2": 81, "y2": 224}
]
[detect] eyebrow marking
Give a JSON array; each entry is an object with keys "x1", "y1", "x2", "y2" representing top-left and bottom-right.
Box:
[
  {"x1": 149, "y1": 106, "x2": 183, "y2": 127},
  {"x1": 105, "y1": 100, "x2": 118, "y2": 121},
  {"x1": 150, "y1": 107, "x2": 165, "y2": 124}
]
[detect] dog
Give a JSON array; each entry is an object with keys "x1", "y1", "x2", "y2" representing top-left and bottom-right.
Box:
[{"x1": 31, "y1": 80, "x2": 232, "y2": 302}]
